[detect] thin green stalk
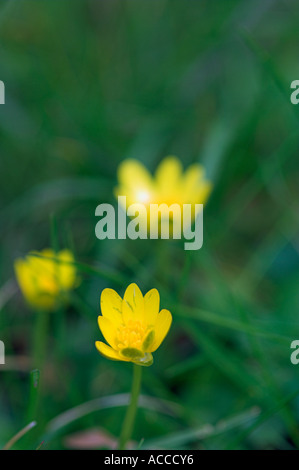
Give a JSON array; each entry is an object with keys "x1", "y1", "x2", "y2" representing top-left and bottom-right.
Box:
[
  {"x1": 23, "y1": 310, "x2": 50, "y2": 448},
  {"x1": 26, "y1": 369, "x2": 40, "y2": 423},
  {"x1": 54, "y1": 305, "x2": 66, "y2": 358},
  {"x1": 32, "y1": 310, "x2": 49, "y2": 372},
  {"x1": 119, "y1": 364, "x2": 142, "y2": 450},
  {"x1": 27, "y1": 309, "x2": 49, "y2": 429}
]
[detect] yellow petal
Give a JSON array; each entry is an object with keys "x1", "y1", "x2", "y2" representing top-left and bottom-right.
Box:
[
  {"x1": 27, "y1": 251, "x2": 59, "y2": 294},
  {"x1": 122, "y1": 283, "x2": 144, "y2": 323},
  {"x1": 182, "y1": 164, "x2": 204, "y2": 193},
  {"x1": 56, "y1": 249, "x2": 77, "y2": 290},
  {"x1": 144, "y1": 288, "x2": 160, "y2": 325},
  {"x1": 117, "y1": 159, "x2": 153, "y2": 194},
  {"x1": 14, "y1": 258, "x2": 56, "y2": 310},
  {"x1": 95, "y1": 341, "x2": 129, "y2": 362},
  {"x1": 155, "y1": 156, "x2": 183, "y2": 196},
  {"x1": 14, "y1": 259, "x2": 37, "y2": 300},
  {"x1": 14, "y1": 249, "x2": 78, "y2": 311},
  {"x1": 195, "y1": 181, "x2": 213, "y2": 204},
  {"x1": 150, "y1": 309, "x2": 172, "y2": 352},
  {"x1": 37, "y1": 248, "x2": 55, "y2": 259},
  {"x1": 100, "y1": 288, "x2": 123, "y2": 326},
  {"x1": 98, "y1": 316, "x2": 117, "y2": 349},
  {"x1": 116, "y1": 159, "x2": 155, "y2": 207}
]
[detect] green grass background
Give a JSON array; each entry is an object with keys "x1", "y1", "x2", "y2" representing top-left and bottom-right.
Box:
[{"x1": 0, "y1": 0, "x2": 298, "y2": 450}]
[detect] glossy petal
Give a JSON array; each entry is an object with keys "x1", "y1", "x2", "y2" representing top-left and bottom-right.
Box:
[
  {"x1": 144, "y1": 288, "x2": 160, "y2": 325},
  {"x1": 150, "y1": 309, "x2": 172, "y2": 352},
  {"x1": 98, "y1": 316, "x2": 117, "y2": 349},
  {"x1": 100, "y1": 288, "x2": 123, "y2": 327},
  {"x1": 122, "y1": 283, "x2": 144, "y2": 324},
  {"x1": 95, "y1": 341, "x2": 129, "y2": 362}
]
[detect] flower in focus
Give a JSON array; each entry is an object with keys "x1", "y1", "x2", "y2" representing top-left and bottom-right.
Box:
[
  {"x1": 115, "y1": 156, "x2": 212, "y2": 228},
  {"x1": 96, "y1": 283, "x2": 172, "y2": 366},
  {"x1": 14, "y1": 249, "x2": 79, "y2": 311}
]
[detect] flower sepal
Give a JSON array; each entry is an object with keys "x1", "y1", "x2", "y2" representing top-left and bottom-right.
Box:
[
  {"x1": 134, "y1": 352, "x2": 153, "y2": 367},
  {"x1": 121, "y1": 348, "x2": 153, "y2": 367}
]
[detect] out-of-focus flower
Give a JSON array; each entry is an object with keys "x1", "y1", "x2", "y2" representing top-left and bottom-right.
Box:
[
  {"x1": 115, "y1": 156, "x2": 212, "y2": 221},
  {"x1": 96, "y1": 283, "x2": 172, "y2": 366},
  {"x1": 14, "y1": 249, "x2": 79, "y2": 311}
]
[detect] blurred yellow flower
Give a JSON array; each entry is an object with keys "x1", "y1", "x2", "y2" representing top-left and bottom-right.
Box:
[
  {"x1": 115, "y1": 155, "x2": 212, "y2": 216},
  {"x1": 96, "y1": 283, "x2": 172, "y2": 366},
  {"x1": 14, "y1": 249, "x2": 78, "y2": 311}
]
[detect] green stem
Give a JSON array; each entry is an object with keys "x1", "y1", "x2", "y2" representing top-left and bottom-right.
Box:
[
  {"x1": 119, "y1": 364, "x2": 142, "y2": 450},
  {"x1": 24, "y1": 310, "x2": 49, "y2": 446},
  {"x1": 32, "y1": 310, "x2": 49, "y2": 372},
  {"x1": 27, "y1": 310, "x2": 49, "y2": 425}
]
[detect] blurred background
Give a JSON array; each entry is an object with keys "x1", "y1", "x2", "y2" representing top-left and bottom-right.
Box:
[{"x1": 0, "y1": 0, "x2": 298, "y2": 450}]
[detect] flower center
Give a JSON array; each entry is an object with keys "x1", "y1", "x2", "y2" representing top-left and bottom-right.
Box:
[
  {"x1": 38, "y1": 275, "x2": 59, "y2": 295},
  {"x1": 116, "y1": 320, "x2": 147, "y2": 351}
]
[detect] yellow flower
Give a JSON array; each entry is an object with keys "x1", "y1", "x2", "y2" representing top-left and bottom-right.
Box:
[
  {"x1": 96, "y1": 283, "x2": 172, "y2": 366},
  {"x1": 115, "y1": 155, "x2": 212, "y2": 215},
  {"x1": 14, "y1": 249, "x2": 79, "y2": 311}
]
